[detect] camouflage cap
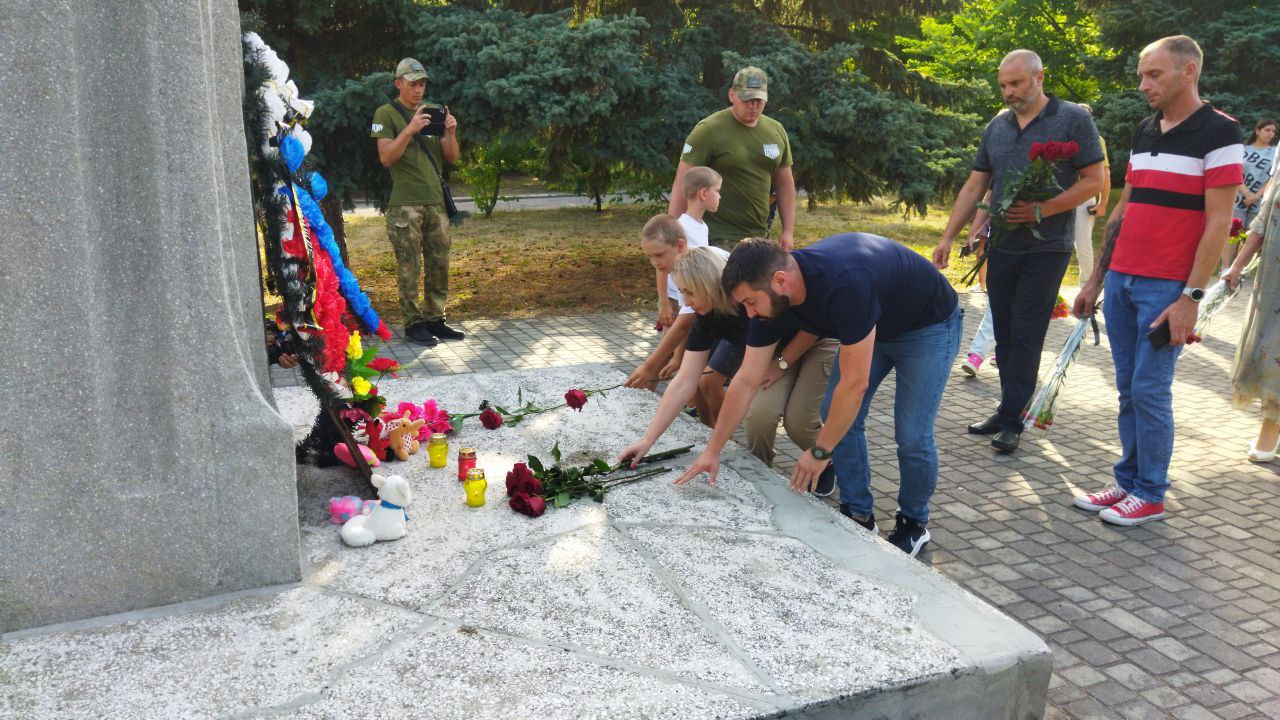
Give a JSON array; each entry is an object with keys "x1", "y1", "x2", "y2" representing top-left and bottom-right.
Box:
[
  {"x1": 395, "y1": 58, "x2": 429, "y2": 82},
  {"x1": 732, "y1": 66, "x2": 768, "y2": 101}
]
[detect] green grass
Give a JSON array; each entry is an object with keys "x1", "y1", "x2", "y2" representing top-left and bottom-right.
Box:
[{"x1": 336, "y1": 195, "x2": 1109, "y2": 323}]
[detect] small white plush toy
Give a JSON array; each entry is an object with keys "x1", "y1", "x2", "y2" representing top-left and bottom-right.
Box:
[{"x1": 340, "y1": 473, "x2": 412, "y2": 547}]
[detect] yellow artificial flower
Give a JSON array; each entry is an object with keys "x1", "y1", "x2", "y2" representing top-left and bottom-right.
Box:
[
  {"x1": 351, "y1": 376, "x2": 371, "y2": 397},
  {"x1": 346, "y1": 331, "x2": 363, "y2": 360}
]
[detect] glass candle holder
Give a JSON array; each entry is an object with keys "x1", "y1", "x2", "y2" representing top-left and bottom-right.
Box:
[
  {"x1": 427, "y1": 433, "x2": 449, "y2": 468},
  {"x1": 457, "y1": 447, "x2": 477, "y2": 482},
  {"x1": 463, "y1": 468, "x2": 487, "y2": 507}
]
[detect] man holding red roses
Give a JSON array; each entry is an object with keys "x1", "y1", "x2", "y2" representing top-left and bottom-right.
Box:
[{"x1": 933, "y1": 49, "x2": 1107, "y2": 454}]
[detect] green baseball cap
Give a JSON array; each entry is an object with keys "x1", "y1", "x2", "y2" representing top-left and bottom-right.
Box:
[
  {"x1": 395, "y1": 58, "x2": 429, "y2": 82},
  {"x1": 732, "y1": 66, "x2": 768, "y2": 101}
]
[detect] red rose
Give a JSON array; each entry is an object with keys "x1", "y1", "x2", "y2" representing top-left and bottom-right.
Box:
[
  {"x1": 1028, "y1": 143, "x2": 1046, "y2": 162},
  {"x1": 505, "y1": 463, "x2": 542, "y2": 497},
  {"x1": 1231, "y1": 217, "x2": 1245, "y2": 236},
  {"x1": 479, "y1": 408, "x2": 504, "y2": 430},
  {"x1": 367, "y1": 357, "x2": 399, "y2": 373},
  {"x1": 564, "y1": 389, "x2": 588, "y2": 411},
  {"x1": 509, "y1": 492, "x2": 547, "y2": 517}
]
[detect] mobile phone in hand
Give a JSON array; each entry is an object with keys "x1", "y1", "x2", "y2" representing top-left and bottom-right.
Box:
[{"x1": 1146, "y1": 320, "x2": 1172, "y2": 350}]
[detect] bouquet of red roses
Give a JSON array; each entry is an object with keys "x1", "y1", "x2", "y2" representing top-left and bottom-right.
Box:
[{"x1": 963, "y1": 141, "x2": 1080, "y2": 285}]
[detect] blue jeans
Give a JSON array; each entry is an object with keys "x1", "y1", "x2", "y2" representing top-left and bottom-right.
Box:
[
  {"x1": 1103, "y1": 271, "x2": 1185, "y2": 504},
  {"x1": 821, "y1": 307, "x2": 962, "y2": 524}
]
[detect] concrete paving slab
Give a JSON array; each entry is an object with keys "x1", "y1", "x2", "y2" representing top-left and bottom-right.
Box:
[
  {"x1": 0, "y1": 587, "x2": 416, "y2": 720},
  {"x1": 1, "y1": 364, "x2": 1050, "y2": 719}
]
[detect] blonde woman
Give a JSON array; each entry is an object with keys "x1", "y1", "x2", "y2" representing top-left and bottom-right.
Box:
[
  {"x1": 1224, "y1": 174, "x2": 1280, "y2": 461},
  {"x1": 619, "y1": 248, "x2": 839, "y2": 494}
]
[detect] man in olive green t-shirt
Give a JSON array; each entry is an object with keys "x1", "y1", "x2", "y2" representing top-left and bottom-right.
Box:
[
  {"x1": 668, "y1": 67, "x2": 796, "y2": 250},
  {"x1": 370, "y1": 58, "x2": 462, "y2": 346}
]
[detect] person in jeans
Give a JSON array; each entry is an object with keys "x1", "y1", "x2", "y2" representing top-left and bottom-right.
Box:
[
  {"x1": 674, "y1": 235, "x2": 961, "y2": 558},
  {"x1": 1073, "y1": 35, "x2": 1243, "y2": 526},
  {"x1": 933, "y1": 49, "x2": 1107, "y2": 454},
  {"x1": 618, "y1": 248, "x2": 838, "y2": 495},
  {"x1": 370, "y1": 58, "x2": 464, "y2": 347},
  {"x1": 1073, "y1": 104, "x2": 1111, "y2": 287}
]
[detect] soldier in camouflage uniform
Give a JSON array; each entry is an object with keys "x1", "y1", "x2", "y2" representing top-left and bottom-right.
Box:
[{"x1": 370, "y1": 58, "x2": 463, "y2": 346}]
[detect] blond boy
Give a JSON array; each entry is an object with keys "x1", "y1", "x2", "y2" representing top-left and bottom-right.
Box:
[{"x1": 657, "y1": 167, "x2": 722, "y2": 330}]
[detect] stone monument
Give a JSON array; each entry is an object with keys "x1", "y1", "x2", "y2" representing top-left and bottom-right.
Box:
[{"x1": 0, "y1": 0, "x2": 300, "y2": 632}]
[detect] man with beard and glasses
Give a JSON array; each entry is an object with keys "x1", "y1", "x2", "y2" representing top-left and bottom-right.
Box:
[
  {"x1": 674, "y1": 236, "x2": 960, "y2": 558},
  {"x1": 933, "y1": 49, "x2": 1107, "y2": 455}
]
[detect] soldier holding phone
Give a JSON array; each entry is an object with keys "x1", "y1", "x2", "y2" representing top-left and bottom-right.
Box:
[{"x1": 371, "y1": 58, "x2": 463, "y2": 347}]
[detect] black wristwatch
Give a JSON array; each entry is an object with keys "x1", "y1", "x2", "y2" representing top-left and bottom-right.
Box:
[
  {"x1": 810, "y1": 446, "x2": 831, "y2": 460},
  {"x1": 1182, "y1": 287, "x2": 1205, "y2": 302}
]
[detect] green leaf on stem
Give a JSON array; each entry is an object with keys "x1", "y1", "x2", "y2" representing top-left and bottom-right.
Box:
[
  {"x1": 551, "y1": 442, "x2": 561, "y2": 463},
  {"x1": 555, "y1": 491, "x2": 571, "y2": 508},
  {"x1": 527, "y1": 455, "x2": 544, "y2": 473}
]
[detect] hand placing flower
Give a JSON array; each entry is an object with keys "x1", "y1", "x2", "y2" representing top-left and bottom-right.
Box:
[
  {"x1": 564, "y1": 389, "x2": 588, "y2": 411},
  {"x1": 479, "y1": 407, "x2": 504, "y2": 430}
]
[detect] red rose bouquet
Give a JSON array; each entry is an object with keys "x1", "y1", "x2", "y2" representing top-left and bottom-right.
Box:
[{"x1": 964, "y1": 140, "x2": 1080, "y2": 285}]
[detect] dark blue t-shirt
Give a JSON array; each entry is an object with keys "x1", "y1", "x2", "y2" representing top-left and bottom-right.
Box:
[{"x1": 746, "y1": 233, "x2": 958, "y2": 347}]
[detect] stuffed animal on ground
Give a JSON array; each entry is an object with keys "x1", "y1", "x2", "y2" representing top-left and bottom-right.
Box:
[
  {"x1": 385, "y1": 410, "x2": 426, "y2": 461},
  {"x1": 333, "y1": 442, "x2": 380, "y2": 469},
  {"x1": 328, "y1": 495, "x2": 378, "y2": 524},
  {"x1": 340, "y1": 473, "x2": 412, "y2": 547}
]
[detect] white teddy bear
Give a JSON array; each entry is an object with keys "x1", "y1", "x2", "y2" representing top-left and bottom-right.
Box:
[{"x1": 340, "y1": 473, "x2": 412, "y2": 547}]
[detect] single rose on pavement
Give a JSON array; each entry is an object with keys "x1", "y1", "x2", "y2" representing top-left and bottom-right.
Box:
[
  {"x1": 564, "y1": 389, "x2": 588, "y2": 411},
  {"x1": 479, "y1": 407, "x2": 504, "y2": 430}
]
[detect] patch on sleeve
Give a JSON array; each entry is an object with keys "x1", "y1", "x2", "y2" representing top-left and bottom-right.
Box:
[
  {"x1": 762, "y1": 143, "x2": 780, "y2": 159},
  {"x1": 372, "y1": 123, "x2": 384, "y2": 132},
  {"x1": 682, "y1": 143, "x2": 692, "y2": 155}
]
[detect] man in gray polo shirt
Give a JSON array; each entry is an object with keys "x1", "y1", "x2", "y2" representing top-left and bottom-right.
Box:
[{"x1": 933, "y1": 49, "x2": 1106, "y2": 453}]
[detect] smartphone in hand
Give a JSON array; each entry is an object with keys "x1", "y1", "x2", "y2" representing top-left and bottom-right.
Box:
[{"x1": 1146, "y1": 320, "x2": 1172, "y2": 350}]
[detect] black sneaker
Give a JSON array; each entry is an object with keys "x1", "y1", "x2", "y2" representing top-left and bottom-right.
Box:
[
  {"x1": 405, "y1": 322, "x2": 439, "y2": 347},
  {"x1": 813, "y1": 464, "x2": 836, "y2": 497},
  {"x1": 886, "y1": 512, "x2": 931, "y2": 558},
  {"x1": 839, "y1": 504, "x2": 877, "y2": 533},
  {"x1": 426, "y1": 320, "x2": 465, "y2": 341}
]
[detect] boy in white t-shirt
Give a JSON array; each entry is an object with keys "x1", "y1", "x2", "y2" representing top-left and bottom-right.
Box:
[{"x1": 657, "y1": 166, "x2": 722, "y2": 330}]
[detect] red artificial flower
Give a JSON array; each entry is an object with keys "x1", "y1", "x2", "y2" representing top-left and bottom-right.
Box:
[
  {"x1": 505, "y1": 462, "x2": 542, "y2": 497},
  {"x1": 367, "y1": 357, "x2": 400, "y2": 374},
  {"x1": 1051, "y1": 294, "x2": 1070, "y2": 320},
  {"x1": 1231, "y1": 217, "x2": 1245, "y2": 237},
  {"x1": 654, "y1": 320, "x2": 664, "y2": 332},
  {"x1": 479, "y1": 408, "x2": 504, "y2": 430},
  {"x1": 509, "y1": 492, "x2": 547, "y2": 518},
  {"x1": 564, "y1": 389, "x2": 588, "y2": 411}
]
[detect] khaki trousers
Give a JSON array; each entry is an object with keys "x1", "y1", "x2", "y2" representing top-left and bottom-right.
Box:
[{"x1": 744, "y1": 338, "x2": 839, "y2": 466}]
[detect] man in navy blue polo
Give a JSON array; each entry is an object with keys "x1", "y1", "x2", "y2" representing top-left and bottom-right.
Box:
[
  {"x1": 675, "y1": 235, "x2": 960, "y2": 558},
  {"x1": 933, "y1": 49, "x2": 1107, "y2": 454}
]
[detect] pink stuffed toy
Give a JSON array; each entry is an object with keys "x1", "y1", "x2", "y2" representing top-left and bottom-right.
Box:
[
  {"x1": 329, "y1": 495, "x2": 378, "y2": 524},
  {"x1": 334, "y1": 443, "x2": 380, "y2": 468}
]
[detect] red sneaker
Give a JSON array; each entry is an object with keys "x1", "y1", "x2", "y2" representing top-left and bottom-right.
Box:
[
  {"x1": 1073, "y1": 484, "x2": 1127, "y2": 512},
  {"x1": 1099, "y1": 495, "x2": 1166, "y2": 526}
]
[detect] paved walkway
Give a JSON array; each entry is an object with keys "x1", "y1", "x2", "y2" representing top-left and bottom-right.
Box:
[{"x1": 271, "y1": 285, "x2": 1280, "y2": 720}]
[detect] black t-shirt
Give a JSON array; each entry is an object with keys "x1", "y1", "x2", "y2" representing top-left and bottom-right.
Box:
[
  {"x1": 688, "y1": 307, "x2": 795, "y2": 352},
  {"x1": 746, "y1": 233, "x2": 958, "y2": 347}
]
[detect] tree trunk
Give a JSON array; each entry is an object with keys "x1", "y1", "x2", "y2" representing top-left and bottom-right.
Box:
[{"x1": 320, "y1": 194, "x2": 349, "y2": 267}]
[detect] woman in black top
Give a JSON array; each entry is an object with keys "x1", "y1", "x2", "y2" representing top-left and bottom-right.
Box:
[{"x1": 620, "y1": 248, "x2": 838, "y2": 494}]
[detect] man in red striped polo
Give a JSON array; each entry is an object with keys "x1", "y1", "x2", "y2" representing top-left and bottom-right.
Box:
[{"x1": 1072, "y1": 35, "x2": 1242, "y2": 526}]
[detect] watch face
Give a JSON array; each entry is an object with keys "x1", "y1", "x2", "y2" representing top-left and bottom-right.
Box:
[{"x1": 810, "y1": 447, "x2": 830, "y2": 460}]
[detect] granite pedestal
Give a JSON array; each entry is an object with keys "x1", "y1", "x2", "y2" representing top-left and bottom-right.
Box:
[
  {"x1": 0, "y1": 0, "x2": 299, "y2": 633},
  {"x1": 1, "y1": 365, "x2": 1049, "y2": 718}
]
